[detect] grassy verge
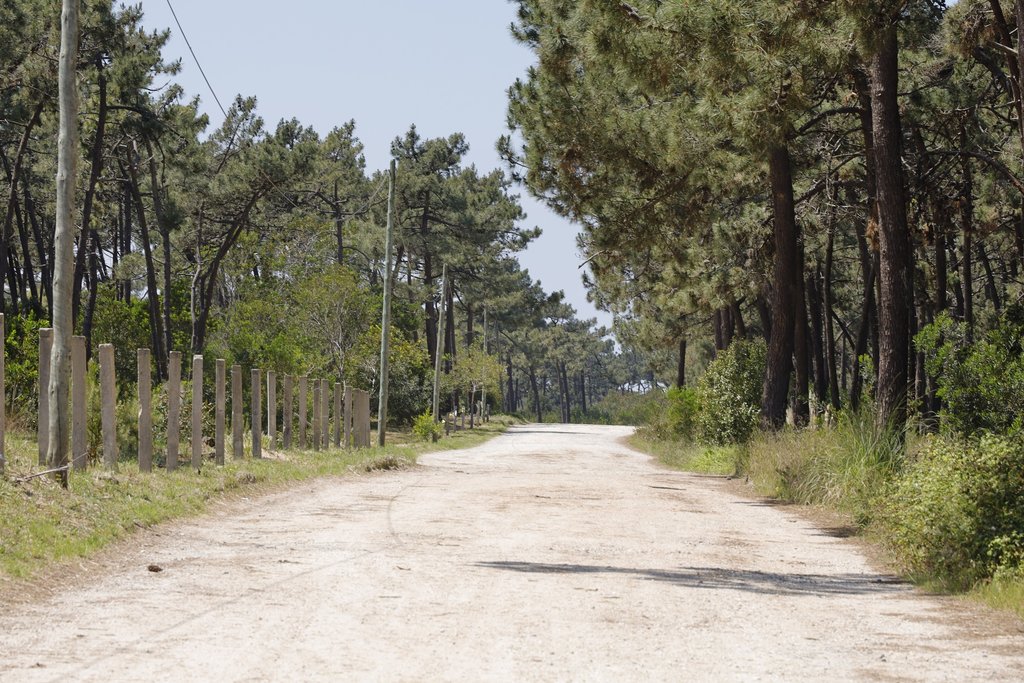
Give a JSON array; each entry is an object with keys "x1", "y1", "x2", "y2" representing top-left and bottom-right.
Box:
[
  {"x1": 0, "y1": 416, "x2": 517, "y2": 581},
  {"x1": 630, "y1": 423, "x2": 1024, "y2": 620},
  {"x1": 629, "y1": 431, "x2": 742, "y2": 477},
  {"x1": 976, "y1": 573, "x2": 1024, "y2": 618}
]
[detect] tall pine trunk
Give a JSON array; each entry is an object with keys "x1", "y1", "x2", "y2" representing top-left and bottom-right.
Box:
[
  {"x1": 871, "y1": 26, "x2": 912, "y2": 430},
  {"x1": 761, "y1": 145, "x2": 800, "y2": 428}
]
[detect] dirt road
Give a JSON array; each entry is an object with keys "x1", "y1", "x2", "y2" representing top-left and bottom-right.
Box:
[{"x1": 1, "y1": 424, "x2": 1022, "y2": 681}]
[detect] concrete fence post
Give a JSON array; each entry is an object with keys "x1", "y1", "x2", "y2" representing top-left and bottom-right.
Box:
[
  {"x1": 320, "y1": 379, "x2": 330, "y2": 450},
  {"x1": 343, "y1": 385, "x2": 352, "y2": 449},
  {"x1": 166, "y1": 351, "x2": 181, "y2": 471},
  {"x1": 251, "y1": 368, "x2": 262, "y2": 459},
  {"x1": 298, "y1": 375, "x2": 308, "y2": 449},
  {"x1": 365, "y1": 390, "x2": 372, "y2": 448},
  {"x1": 71, "y1": 336, "x2": 86, "y2": 472},
  {"x1": 267, "y1": 370, "x2": 276, "y2": 450},
  {"x1": 231, "y1": 364, "x2": 243, "y2": 460},
  {"x1": 138, "y1": 349, "x2": 153, "y2": 473},
  {"x1": 191, "y1": 355, "x2": 203, "y2": 470},
  {"x1": 38, "y1": 327, "x2": 52, "y2": 465},
  {"x1": 283, "y1": 374, "x2": 293, "y2": 449},
  {"x1": 352, "y1": 389, "x2": 362, "y2": 449},
  {"x1": 215, "y1": 359, "x2": 226, "y2": 466},
  {"x1": 312, "y1": 379, "x2": 322, "y2": 452},
  {"x1": 365, "y1": 391, "x2": 372, "y2": 447},
  {"x1": 99, "y1": 343, "x2": 117, "y2": 470},
  {"x1": 354, "y1": 390, "x2": 371, "y2": 449},
  {"x1": 333, "y1": 382, "x2": 341, "y2": 448}
]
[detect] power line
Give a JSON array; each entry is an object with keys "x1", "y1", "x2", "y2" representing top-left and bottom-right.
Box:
[
  {"x1": 164, "y1": 0, "x2": 305, "y2": 213},
  {"x1": 164, "y1": 0, "x2": 228, "y2": 118},
  {"x1": 163, "y1": 0, "x2": 392, "y2": 225}
]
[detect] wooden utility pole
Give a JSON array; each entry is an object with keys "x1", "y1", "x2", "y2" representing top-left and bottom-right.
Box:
[
  {"x1": 431, "y1": 265, "x2": 448, "y2": 422},
  {"x1": 377, "y1": 159, "x2": 397, "y2": 447},
  {"x1": 47, "y1": 0, "x2": 80, "y2": 487}
]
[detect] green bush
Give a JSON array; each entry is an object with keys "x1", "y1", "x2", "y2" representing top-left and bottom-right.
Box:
[
  {"x1": 4, "y1": 313, "x2": 47, "y2": 418},
  {"x1": 694, "y1": 340, "x2": 765, "y2": 444},
  {"x1": 884, "y1": 433, "x2": 1024, "y2": 589},
  {"x1": 590, "y1": 391, "x2": 665, "y2": 427},
  {"x1": 916, "y1": 306, "x2": 1024, "y2": 436},
  {"x1": 412, "y1": 410, "x2": 443, "y2": 442},
  {"x1": 90, "y1": 285, "x2": 154, "y2": 384},
  {"x1": 665, "y1": 386, "x2": 699, "y2": 439}
]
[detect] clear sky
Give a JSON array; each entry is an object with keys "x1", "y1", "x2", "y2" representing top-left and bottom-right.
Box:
[{"x1": 136, "y1": 0, "x2": 611, "y2": 328}]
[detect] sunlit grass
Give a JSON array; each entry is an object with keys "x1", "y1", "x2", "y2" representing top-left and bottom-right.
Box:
[
  {"x1": 629, "y1": 432, "x2": 743, "y2": 476},
  {"x1": 974, "y1": 573, "x2": 1024, "y2": 619}
]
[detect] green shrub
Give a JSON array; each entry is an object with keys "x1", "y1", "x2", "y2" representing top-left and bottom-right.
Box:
[
  {"x1": 4, "y1": 313, "x2": 47, "y2": 418},
  {"x1": 916, "y1": 306, "x2": 1024, "y2": 436},
  {"x1": 883, "y1": 433, "x2": 1024, "y2": 589},
  {"x1": 91, "y1": 285, "x2": 153, "y2": 384},
  {"x1": 695, "y1": 340, "x2": 765, "y2": 444},
  {"x1": 665, "y1": 386, "x2": 699, "y2": 439},
  {"x1": 412, "y1": 410, "x2": 443, "y2": 442},
  {"x1": 591, "y1": 391, "x2": 665, "y2": 427}
]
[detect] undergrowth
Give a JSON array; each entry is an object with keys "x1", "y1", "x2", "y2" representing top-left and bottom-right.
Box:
[{"x1": 632, "y1": 414, "x2": 1024, "y2": 618}]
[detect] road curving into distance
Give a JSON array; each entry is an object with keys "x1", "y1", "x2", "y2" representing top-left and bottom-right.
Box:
[{"x1": 1, "y1": 424, "x2": 1022, "y2": 681}]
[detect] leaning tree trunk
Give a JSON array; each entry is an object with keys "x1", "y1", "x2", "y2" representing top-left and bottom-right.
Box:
[
  {"x1": 871, "y1": 26, "x2": 912, "y2": 431},
  {"x1": 143, "y1": 137, "x2": 175, "y2": 362},
  {"x1": 14, "y1": 200, "x2": 42, "y2": 315},
  {"x1": 2, "y1": 100, "x2": 44, "y2": 315},
  {"x1": 23, "y1": 185, "x2": 52, "y2": 311},
  {"x1": 48, "y1": 0, "x2": 80, "y2": 487},
  {"x1": 124, "y1": 154, "x2": 167, "y2": 380}
]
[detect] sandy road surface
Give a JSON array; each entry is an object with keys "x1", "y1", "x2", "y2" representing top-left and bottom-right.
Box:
[{"x1": 1, "y1": 424, "x2": 1023, "y2": 681}]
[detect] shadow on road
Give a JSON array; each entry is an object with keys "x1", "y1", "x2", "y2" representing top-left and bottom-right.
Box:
[{"x1": 473, "y1": 561, "x2": 908, "y2": 597}]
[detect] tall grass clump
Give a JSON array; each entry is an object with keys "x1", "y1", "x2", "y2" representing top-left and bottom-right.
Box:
[{"x1": 745, "y1": 410, "x2": 905, "y2": 521}]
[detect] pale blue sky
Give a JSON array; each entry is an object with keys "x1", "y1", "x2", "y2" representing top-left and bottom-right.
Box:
[{"x1": 137, "y1": 0, "x2": 610, "y2": 328}]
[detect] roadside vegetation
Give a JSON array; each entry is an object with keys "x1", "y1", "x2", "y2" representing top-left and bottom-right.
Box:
[
  {"x1": 505, "y1": 1, "x2": 1024, "y2": 620},
  {"x1": 0, "y1": 417, "x2": 516, "y2": 581},
  {"x1": 618, "y1": 314, "x2": 1024, "y2": 618}
]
